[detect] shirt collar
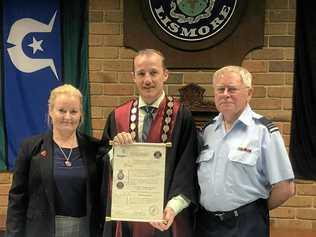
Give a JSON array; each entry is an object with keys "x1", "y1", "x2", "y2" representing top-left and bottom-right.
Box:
[
  {"x1": 138, "y1": 91, "x2": 165, "y2": 109},
  {"x1": 237, "y1": 104, "x2": 253, "y2": 126},
  {"x1": 213, "y1": 104, "x2": 253, "y2": 130}
]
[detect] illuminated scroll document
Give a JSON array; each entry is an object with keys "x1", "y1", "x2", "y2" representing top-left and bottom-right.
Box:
[{"x1": 110, "y1": 142, "x2": 171, "y2": 222}]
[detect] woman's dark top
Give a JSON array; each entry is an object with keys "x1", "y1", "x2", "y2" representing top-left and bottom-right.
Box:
[{"x1": 53, "y1": 143, "x2": 87, "y2": 217}]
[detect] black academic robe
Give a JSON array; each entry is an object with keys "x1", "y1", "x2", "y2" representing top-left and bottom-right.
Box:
[
  {"x1": 102, "y1": 97, "x2": 198, "y2": 237},
  {"x1": 5, "y1": 131, "x2": 106, "y2": 237}
]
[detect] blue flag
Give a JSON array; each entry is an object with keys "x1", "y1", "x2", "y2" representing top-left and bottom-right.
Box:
[{"x1": 2, "y1": 0, "x2": 62, "y2": 170}]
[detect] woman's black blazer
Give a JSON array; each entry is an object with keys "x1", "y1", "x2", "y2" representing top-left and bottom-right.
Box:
[{"x1": 5, "y1": 131, "x2": 107, "y2": 237}]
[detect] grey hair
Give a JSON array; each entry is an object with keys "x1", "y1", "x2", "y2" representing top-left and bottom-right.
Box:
[{"x1": 213, "y1": 65, "x2": 252, "y2": 88}]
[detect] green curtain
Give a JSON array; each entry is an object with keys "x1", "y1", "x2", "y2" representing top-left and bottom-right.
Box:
[
  {"x1": 0, "y1": 54, "x2": 7, "y2": 171},
  {"x1": 61, "y1": 0, "x2": 92, "y2": 135},
  {"x1": 0, "y1": 4, "x2": 7, "y2": 171}
]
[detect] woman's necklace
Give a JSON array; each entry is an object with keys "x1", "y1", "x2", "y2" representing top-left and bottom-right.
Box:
[{"x1": 57, "y1": 144, "x2": 73, "y2": 167}]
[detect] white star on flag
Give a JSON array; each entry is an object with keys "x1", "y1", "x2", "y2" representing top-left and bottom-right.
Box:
[{"x1": 28, "y1": 36, "x2": 44, "y2": 54}]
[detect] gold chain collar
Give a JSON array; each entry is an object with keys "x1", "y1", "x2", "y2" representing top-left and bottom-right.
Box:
[{"x1": 129, "y1": 96, "x2": 174, "y2": 142}]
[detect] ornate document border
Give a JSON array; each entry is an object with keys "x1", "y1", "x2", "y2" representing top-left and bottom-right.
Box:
[{"x1": 110, "y1": 142, "x2": 170, "y2": 222}]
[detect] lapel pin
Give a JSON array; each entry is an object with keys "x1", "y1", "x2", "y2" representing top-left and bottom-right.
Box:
[{"x1": 40, "y1": 150, "x2": 47, "y2": 158}]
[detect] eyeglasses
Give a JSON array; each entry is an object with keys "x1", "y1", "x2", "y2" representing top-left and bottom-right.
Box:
[{"x1": 214, "y1": 86, "x2": 249, "y2": 95}]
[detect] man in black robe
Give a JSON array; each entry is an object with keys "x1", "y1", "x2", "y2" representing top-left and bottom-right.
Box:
[{"x1": 102, "y1": 49, "x2": 198, "y2": 237}]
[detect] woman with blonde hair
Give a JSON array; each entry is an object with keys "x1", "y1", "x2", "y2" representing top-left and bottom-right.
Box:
[{"x1": 6, "y1": 84, "x2": 105, "y2": 237}]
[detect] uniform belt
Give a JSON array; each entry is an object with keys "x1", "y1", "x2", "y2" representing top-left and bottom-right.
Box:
[{"x1": 201, "y1": 199, "x2": 266, "y2": 222}]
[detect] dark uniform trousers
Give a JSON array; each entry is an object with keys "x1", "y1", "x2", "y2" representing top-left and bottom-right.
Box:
[{"x1": 195, "y1": 199, "x2": 269, "y2": 237}]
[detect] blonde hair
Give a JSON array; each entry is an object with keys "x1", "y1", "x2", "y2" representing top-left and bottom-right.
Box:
[
  {"x1": 48, "y1": 84, "x2": 83, "y2": 126},
  {"x1": 213, "y1": 65, "x2": 252, "y2": 88}
]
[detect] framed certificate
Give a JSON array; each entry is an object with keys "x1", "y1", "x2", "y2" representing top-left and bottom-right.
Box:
[{"x1": 109, "y1": 142, "x2": 170, "y2": 222}]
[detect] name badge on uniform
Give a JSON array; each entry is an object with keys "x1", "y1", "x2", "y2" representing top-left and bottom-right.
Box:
[{"x1": 237, "y1": 147, "x2": 252, "y2": 153}]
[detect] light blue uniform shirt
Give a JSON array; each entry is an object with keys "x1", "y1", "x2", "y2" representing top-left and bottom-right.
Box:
[{"x1": 197, "y1": 105, "x2": 294, "y2": 212}]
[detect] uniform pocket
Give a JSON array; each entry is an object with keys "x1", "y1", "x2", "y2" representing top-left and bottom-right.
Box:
[
  {"x1": 197, "y1": 148, "x2": 215, "y2": 190},
  {"x1": 196, "y1": 148, "x2": 214, "y2": 163},
  {"x1": 228, "y1": 148, "x2": 259, "y2": 166}
]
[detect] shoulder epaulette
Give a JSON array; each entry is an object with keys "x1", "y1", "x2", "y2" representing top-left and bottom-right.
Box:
[{"x1": 258, "y1": 117, "x2": 279, "y2": 133}]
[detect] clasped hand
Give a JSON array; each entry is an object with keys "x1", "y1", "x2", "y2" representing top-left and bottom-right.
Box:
[
  {"x1": 112, "y1": 132, "x2": 133, "y2": 145},
  {"x1": 150, "y1": 207, "x2": 176, "y2": 231}
]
